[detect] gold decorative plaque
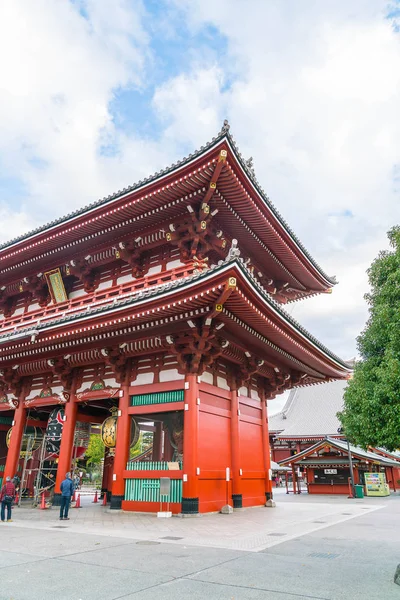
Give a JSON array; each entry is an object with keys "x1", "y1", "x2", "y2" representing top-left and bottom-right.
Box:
[{"x1": 45, "y1": 268, "x2": 68, "y2": 304}]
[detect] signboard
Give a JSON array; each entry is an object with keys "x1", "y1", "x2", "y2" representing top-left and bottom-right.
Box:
[
  {"x1": 364, "y1": 472, "x2": 390, "y2": 497},
  {"x1": 167, "y1": 462, "x2": 180, "y2": 471},
  {"x1": 160, "y1": 477, "x2": 171, "y2": 497},
  {"x1": 45, "y1": 268, "x2": 68, "y2": 304},
  {"x1": 324, "y1": 469, "x2": 337, "y2": 475}
]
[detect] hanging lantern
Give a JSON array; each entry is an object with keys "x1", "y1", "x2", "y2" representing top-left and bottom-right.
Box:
[
  {"x1": 45, "y1": 408, "x2": 65, "y2": 456},
  {"x1": 6, "y1": 425, "x2": 43, "y2": 456},
  {"x1": 101, "y1": 409, "x2": 139, "y2": 454},
  {"x1": 101, "y1": 411, "x2": 117, "y2": 450}
]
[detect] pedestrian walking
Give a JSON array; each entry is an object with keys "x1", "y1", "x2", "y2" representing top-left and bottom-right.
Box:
[
  {"x1": 1, "y1": 476, "x2": 16, "y2": 522},
  {"x1": 59, "y1": 472, "x2": 74, "y2": 520}
]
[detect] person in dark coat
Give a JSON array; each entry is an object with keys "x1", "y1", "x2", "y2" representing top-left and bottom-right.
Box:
[
  {"x1": 1, "y1": 476, "x2": 16, "y2": 522},
  {"x1": 59, "y1": 472, "x2": 74, "y2": 520}
]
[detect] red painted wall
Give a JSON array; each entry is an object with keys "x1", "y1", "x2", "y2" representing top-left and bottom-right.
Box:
[
  {"x1": 239, "y1": 398, "x2": 265, "y2": 508},
  {"x1": 198, "y1": 386, "x2": 231, "y2": 513}
]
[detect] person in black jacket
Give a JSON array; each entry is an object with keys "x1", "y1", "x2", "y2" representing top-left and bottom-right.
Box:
[{"x1": 59, "y1": 472, "x2": 74, "y2": 520}]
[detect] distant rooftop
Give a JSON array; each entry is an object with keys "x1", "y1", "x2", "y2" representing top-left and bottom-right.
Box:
[{"x1": 269, "y1": 379, "x2": 348, "y2": 438}]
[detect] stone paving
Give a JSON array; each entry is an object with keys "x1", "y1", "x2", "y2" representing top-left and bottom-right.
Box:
[
  {"x1": 1, "y1": 489, "x2": 399, "y2": 599},
  {"x1": 7, "y1": 487, "x2": 388, "y2": 553}
]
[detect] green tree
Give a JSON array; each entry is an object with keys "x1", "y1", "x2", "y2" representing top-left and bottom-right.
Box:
[
  {"x1": 85, "y1": 434, "x2": 105, "y2": 466},
  {"x1": 338, "y1": 227, "x2": 400, "y2": 451}
]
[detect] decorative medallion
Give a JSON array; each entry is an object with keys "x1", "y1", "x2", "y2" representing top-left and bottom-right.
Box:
[
  {"x1": 90, "y1": 379, "x2": 106, "y2": 391},
  {"x1": 40, "y1": 386, "x2": 53, "y2": 398}
]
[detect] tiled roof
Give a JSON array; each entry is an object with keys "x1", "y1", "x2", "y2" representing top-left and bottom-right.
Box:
[
  {"x1": 269, "y1": 379, "x2": 348, "y2": 437},
  {"x1": 331, "y1": 438, "x2": 400, "y2": 466},
  {"x1": 0, "y1": 257, "x2": 352, "y2": 371},
  {"x1": 0, "y1": 121, "x2": 335, "y2": 285},
  {"x1": 279, "y1": 436, "x2": 400, "y2": 467}
]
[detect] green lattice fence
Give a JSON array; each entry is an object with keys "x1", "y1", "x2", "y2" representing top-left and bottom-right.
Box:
[
  {"x1": 124, "y1": 478, "x2": 182, "y2": 503},
  {"x1": 131, "y1": 390, "x2": 184, "y2": 406},
  {"x1": 126, "y1": 461, "x2": 182, "y2": 470}
]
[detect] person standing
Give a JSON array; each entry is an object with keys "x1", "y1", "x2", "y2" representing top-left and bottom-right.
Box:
[
  {"x1": 1, "y1": 476, "x2": 16, "y2": 522},
  {"x1": 59, "y1": 472, "x2": 74, "y2": 520}
]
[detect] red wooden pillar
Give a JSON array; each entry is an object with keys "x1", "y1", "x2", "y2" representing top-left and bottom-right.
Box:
[
  {"x1": 292, "y1": 464, "x2": 297, "y2": 494},
  {"x1": 110, "y1": 383, "x2": 131, "y2": 509},
  {"x1": 54, "y1": 395, "x2": 78, "y2": 504},
  {"x1": 230, "y1": 387, "x2": 242, "y2": 508},
  {"x1": 3, "y1": 398, "x2": 27, "y2": 482},
  {"x1": 152, "y1": 422, "x2": 163, "y2": 461},
  {"x1": 261, "y1": 391, "x2": 274, "y2": 504},
  {"x1": 182, "y1": 373, "x2": 199, "y2": 514}
]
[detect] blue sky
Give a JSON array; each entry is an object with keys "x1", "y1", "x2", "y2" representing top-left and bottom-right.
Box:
[{"x1": 1, "y1": 0, "x2": 400, "y2": 396}]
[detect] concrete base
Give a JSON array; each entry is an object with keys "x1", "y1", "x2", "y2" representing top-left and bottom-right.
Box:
[
  {"x1": 220, "y1": 504, "x2": 234, "y2": 514},
  {"x1": 157, "y1": 511, "x2": 172, "y2": 518},
  {"x1": 394, "y1": 564, "x2": 400, "y2": 586},
  {"x1": 265, "y1": 499, "x2": 276, "y2": 508}
]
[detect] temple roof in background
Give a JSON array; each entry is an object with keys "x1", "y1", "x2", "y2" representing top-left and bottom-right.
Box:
[{"x1": 269, "y1": 379, "x2": 348, "y2": 439}]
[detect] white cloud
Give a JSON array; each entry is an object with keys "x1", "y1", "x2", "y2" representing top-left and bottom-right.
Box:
[
  {"x1": 0, "y1": 0, "x2": 150, "y2": 221},
  {"x1": 153, "y1": 0, "x2": 400, "y2": 358}
]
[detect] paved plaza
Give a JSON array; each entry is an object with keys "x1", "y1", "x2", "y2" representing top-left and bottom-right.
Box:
[{"x1": 0, "y1": 488, "x2": 399, "y2": 599}]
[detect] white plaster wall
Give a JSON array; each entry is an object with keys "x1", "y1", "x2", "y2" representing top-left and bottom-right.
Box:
[
  {"x1": 132, "y1": 372, "x2": 154, "y2": 386},
  {"x1": 117, "y1": 274, "x2": 133, "y2": 285},
  {"x1": 27, "y1": 303, "x2": 41, "y2": 313},
  {"x1": 69, "y1": 289, "x2": 86, "y2": 299},
  {"x1": 217, "y1": 376, "x2": 230, "y2": 391},
  {"x1": 147, "y1": 265, "x2": 162, "y2": 276},
  {"x1": 239, "y1": 386, "x2": 249, "y2": 397},
  {"x1": 166, "y1": 259, "x2": 184, "y2": 270},
  {"x1": 159, "y1": 369, "x2": 184, "y2": 382},
  {"x1": 200, "y1": 371, "x2": 213, "y2": 384}
]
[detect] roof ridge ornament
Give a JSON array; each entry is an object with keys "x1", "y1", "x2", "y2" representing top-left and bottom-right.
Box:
[
  {"x1": 221, "y1": 119, "x2": 230, "y2": 133},
  {"x1": 227, "y1": 239, "x2": 241, "y2": 261}
]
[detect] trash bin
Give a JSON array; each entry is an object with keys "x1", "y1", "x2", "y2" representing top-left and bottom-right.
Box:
[{"x1": 355, "y1": 484, "x2": 364, "y2": 498}]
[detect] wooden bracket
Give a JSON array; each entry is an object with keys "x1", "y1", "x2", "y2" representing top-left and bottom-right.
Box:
[
  {"x1": 21, "y1": 274, "x2": 50, "y2": 307},
  {"x1": 115, "y1": 240, "x2": 147, "y2": 278},
  {"x1": 100, "y1": 347, "x2": 132, "y2": 385},
  {"x1": 66, "y1": 257, "x2": 100, "y2": 293}
]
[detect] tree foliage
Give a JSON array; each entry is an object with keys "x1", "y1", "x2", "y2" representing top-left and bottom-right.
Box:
[
  {"x1": 338, "y1": 227, "x2": 400, "y2": 451},
  {"x1": 85, "y1": 434, "x2": 105, "y2": 466}
]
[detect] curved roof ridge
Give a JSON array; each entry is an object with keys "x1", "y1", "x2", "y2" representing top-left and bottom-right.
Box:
[
  {"x1": 0, "y1": 120, "x2": 336, "y2": 286},
  {"x1": 0, "y1": 123, "x2": 230, "y2": 253},
  {"x1": 0, "y1": 257, "x2": 351, "y2": 371}
]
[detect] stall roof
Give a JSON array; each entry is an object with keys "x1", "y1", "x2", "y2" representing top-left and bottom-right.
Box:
[
  {"x1": 278, "y1": 437, "x2": 400, "y2": 468},
  {"x1": 271, "y1": 460, "x2": 291, "y2": 472}
]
